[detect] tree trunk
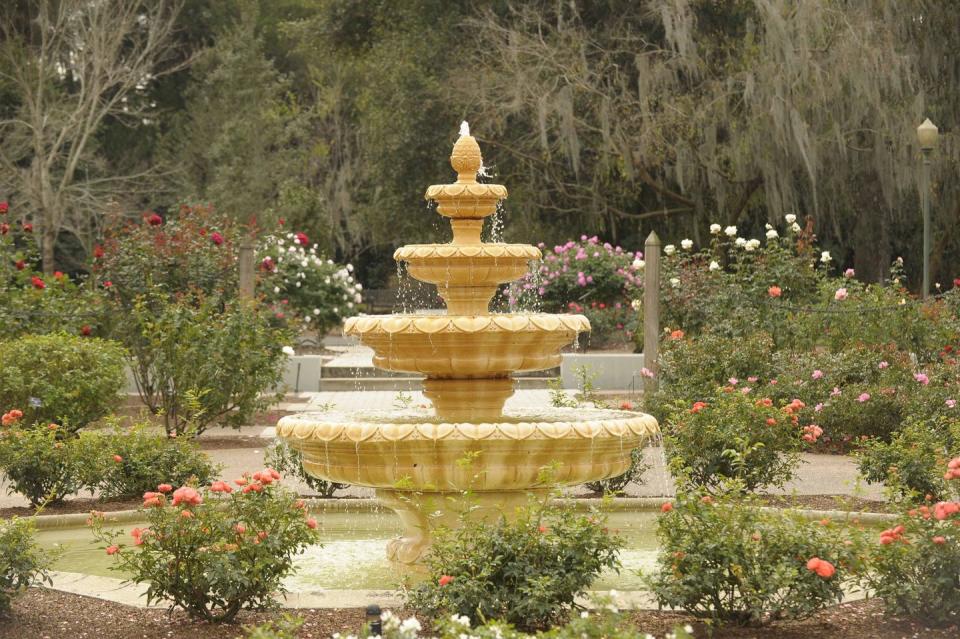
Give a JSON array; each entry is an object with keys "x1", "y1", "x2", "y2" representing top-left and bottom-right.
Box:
[{"x1": 41, "y1": 224, "x2": 56, "y2": 275}]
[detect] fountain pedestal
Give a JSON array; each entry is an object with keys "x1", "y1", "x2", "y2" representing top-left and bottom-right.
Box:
[{"x1": 277, "y1": 127, "x2": 659, "y2": 565}]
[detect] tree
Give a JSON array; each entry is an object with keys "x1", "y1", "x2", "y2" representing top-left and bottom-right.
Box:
[{"x1": 0, "y1": 0, "x2": 184, "y2": 273}]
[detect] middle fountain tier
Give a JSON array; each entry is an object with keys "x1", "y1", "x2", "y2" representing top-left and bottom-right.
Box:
[{"x1": 277, "y1": 126, "x2": 658, "y2": 565}]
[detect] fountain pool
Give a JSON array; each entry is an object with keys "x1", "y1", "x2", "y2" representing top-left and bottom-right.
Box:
[{"x1": 35, "y1": 507, "x2": 660, "y2": 591}]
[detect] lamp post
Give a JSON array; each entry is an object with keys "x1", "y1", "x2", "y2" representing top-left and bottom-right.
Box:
[{"x1": 917, "y1": 118, "x2": 938, "y2": 299}]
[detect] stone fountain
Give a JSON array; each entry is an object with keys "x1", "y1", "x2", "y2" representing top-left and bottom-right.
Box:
[{"x1": 277, "y1": 125, "x2": 659, "y2": 564}]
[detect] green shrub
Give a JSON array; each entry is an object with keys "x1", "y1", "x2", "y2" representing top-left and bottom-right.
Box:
[
  {"x1": 858, "y1": 415, "x2": 960, "y2": 502},
  {"x1": 661, "y1": 390, "x2": 808, "y2": 493},
  {"x1": 406, "y1": 494, "x2": 621, "y2": 631},
  {"x1": 92, "y1": 473, "x2": 320, "y2": 622},
  {"x1": 0, "y1": 333, "x2": 126, "y2": 431},
  {"x1": 863, "y1": 457, "x2": 960, "y2": 626},
  {"x1": 79, "y1": 423, "x2": 220, "y2": 500},
  {"x1": 646, "y1": 488, "x2": 864, "y2": 626},
  {"x1": 243, "y1": 614, "x2": 303, "y2": 639},
  {"x1": 0, "y1": 517, "x2": 50, "y2": 614},
  {"x1": 0, "y1": 419, "x2": 87, "y2": 506},
  {"x1": 264, "y1": 439, "x2": 346, "y2": 498},
  {"x1": 583, "y1": 446, "x2": 648, "y2": 495},
  {"x1": 118, "y1": 292, "x2": 289, "y2": 436}
]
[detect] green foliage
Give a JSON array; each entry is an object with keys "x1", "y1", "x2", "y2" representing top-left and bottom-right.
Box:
[
  {"x1": 0, "y1": 517, "x2": 50, "y2": 615},
  {"x1": 583, "y1": 446, "x2": 649, "y2": 496},
  {"x1": 0, "y1": 333, "x2": 126, "y2": 431},
  {"x1": 118, "y1": 293, "x2": 289, "y2": 436},
  {"x1": 863, "y1": 458, "x2": 960, "y2": 626},
  {"x1": 0, "y1": 421, "x2": 86, "y2": 506},
  {"x1": 264, "y1": 439, "x2": 347, "y2": 498},
  {"x1": 243, "y1": 614, "x2": 304, "y2": 639},
  {"x1": 662, "y1": 390, "x2": 807, "y2": 493},
  {"x1": 406, "y1": 494, "x2": 621, "y2": 631},
  {"x1": 858, "y1": 415, "x2": 960, "y2": 503},
  {"x1": 646, "y1": 489, "x2": 865, "y2": 626},
  {"x1": 374, "y1": 607, "x2": 692, "y2": 639},
  {"x1": 92, "y1": 475, "x2": 320, "y2": 623},
  {"x1": 80, "y1": 423, "x2": 220, "y2": 500}
]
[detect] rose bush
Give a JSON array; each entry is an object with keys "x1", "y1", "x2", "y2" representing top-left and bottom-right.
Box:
[
  {"x1": 0, "y1": 333, "x2": 126, "y2": 432},
  {"x1": 407, "y1": 493, "x2": 621, "y2": 631},
  {"x1": 257, "y1": 232, "x2": 362, "y2": 336},
  {"x1": 646, "y1": 488, "x2": 865, "y2": 626},
  {"x1": 661, "y1": 389, "x2": 811, "y2": 493},
  {"x1": 79, "y1": 422, "x2": 220, "y2": 500},
  {"x1": 0, "y1": 517, "x2": 50, "y2": 614},
  {"x1": 92, "y1": 471, "x2": 320, "y2": 622},
  {"x1": 0, "y1": 416, "x2": 87, "y2": 506},
  {"x1": 863, "y1": 457, "x2": 960, "y2": 626}
]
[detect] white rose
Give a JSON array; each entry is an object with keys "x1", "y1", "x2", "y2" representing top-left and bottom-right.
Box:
[
  {"x1": 724, "y1": 225, "x2": 737, "y2": 237},
  {"x1": 355, "y1": 283, "x2": 362, "y2": 290},
  {"x1": 710, "y1": 224, "x2": 721, "y2": 234},
  {"x1": 313, "y1": 308, "x2": 320, "y2": 315},
  {"x1": 681, "y1": 238, "x2": 693, "y2": 250},
  {"x1": 766, "y1": 229, "x2": 778, "y2": 239},
  {"x1": 630, "y1": 299, "x2": 641, "y2": 311},
  {"x1": 664, "y1": 244, "x2": 675, "y2": 255},
  {"x1": 669, "y1": 277, "x2": 680, "y2": 287},
  {"x1": 354, "y1": 293, "x2": 362, "y2": 303},
  {"x1": 347, "y1": 302, "x2": 353, "y2": 308},
  {"x1": 709, "y1": 260, "x2": 720, "y2": 271},
  {"x1": 745, "y1": 239, "x2": 761, "y2": 251},
  {"x1": 735, "y1": 237, "x2": 746, "y2": 247},
  {"x1": 791, "y1": 222, "x2": 801, "y2": 232},
  {"x1": 785, "y1": 214, "x2": 797, "y2": 224},
  {"x1": 820, "y1": 251, "x2": 832, "y2": 263},
  {"x1": 632, "y1": 258, "x2": 645, "y2": 269},
  {"x1": 346, "y1": 264, "x2": 354, "y2": 272},
  {"x1": 765, "y1": 223, "x2": 773, "y2": 230},
  {"x1": 273, "y1": 286, "x2": 280, "y2": 294},
  {"x1": 282, "y1": 346, "x2": 295, "y2": 356}
]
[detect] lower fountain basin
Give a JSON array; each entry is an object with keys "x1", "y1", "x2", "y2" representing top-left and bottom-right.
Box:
[{"x1": 277, "y1": 407, "x2": 658, "y2": 491}]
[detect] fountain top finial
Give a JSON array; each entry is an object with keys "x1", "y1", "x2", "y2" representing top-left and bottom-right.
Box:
[{"x1": 450, "y1": 122, "x2": 482, "y2": 183}]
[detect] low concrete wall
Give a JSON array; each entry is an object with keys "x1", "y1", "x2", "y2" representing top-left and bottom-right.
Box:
[
  {"x1": 561, "y1": 352, "x2": 645, "y2": 391},
  {"x1": 123, "y1": 355, "x2": 325, "y2": 395}
]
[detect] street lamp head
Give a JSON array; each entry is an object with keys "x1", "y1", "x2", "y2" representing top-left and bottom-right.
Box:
[{"x1": 917, "y1": 118, "x2": 939, "y2": 150}]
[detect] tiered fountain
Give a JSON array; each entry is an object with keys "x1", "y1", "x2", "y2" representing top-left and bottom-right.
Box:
[{"x1": 277, "y1": 125, "x2": 659, "y2": 564}]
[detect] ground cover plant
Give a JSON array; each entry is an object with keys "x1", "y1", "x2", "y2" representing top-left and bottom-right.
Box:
[
  {"x1": 407, "y1": 491, "x2": 621, "y2": 631},
  {"x1": 92, "y1": 471, "x2": 320, "y2": 623},
  {"x1": 646, "y1": 487, "x2": 866, "y2": 626}
]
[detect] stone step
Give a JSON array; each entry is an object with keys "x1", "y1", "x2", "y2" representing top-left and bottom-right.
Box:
[{"x1": 317, "y1": 377, "x2": 557, "y2": 391}]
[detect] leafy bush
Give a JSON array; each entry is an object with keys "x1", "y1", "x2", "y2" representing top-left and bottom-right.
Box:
[
  {"x1": 0, "y1": 333, "x2": 126, "y2": 431},
  {"x1": 257, "y1": 232, "x2": 362, "y2": 335},
  {"x1": 661, "y1": 390, "x2": 808, "y2": 493},
  {"x1": 858, "y1": 415, "x2": 960, "y2": 502},
  {"x1": 0, "y1": 417, "x2": 87, "y2": 506},
  {"x1": 406, "y1": 494, "x2": 621, "y2": 631},
  {"x1": 80, "y1": 423, "x2": 220, "y2": 500},
  {"x1": 863, "y1": 457, "x2": 960, "y2": 626},
  {"x1": 243, "y1": 614, "x2": 303, "y2": 639},
  {"x1": 93, "y1": 472, "x2": 320, "y2": 622},
  {"x1": 583, "y1": 446, "x2": 648, "y2": 495},
  {"x1": 646, "y1": 489, "x2": 864, "y2": 626},
  {"x1": 118, "y1": 292, "x2": 289, "y2": 436},
  {"x1": 264, "y1": 439, "x2": 347, "y2": 498},
  {"x1": 0, "y1": 517, "x2": 50, "y2": 614}
]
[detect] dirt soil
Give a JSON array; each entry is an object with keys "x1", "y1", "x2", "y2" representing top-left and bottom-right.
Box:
[{"x1": 1, "y1": 589, "x2": 956, "y2": 639}]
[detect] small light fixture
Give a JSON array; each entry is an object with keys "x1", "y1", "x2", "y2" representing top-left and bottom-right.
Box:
[
  {"x1": 917, "y1": 118, "x2": 939, "y2": 151},
  {"x1": 365, "y1": 604, "x2": 382, "y2": 637}
]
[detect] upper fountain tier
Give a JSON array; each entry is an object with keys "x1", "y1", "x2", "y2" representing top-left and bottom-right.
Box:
[{"x1": 394, "y1": 131, "x2": 540, "y2": 315}]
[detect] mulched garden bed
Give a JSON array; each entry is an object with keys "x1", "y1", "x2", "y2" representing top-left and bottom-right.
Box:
[{"x1": 1, "y1": 589, "x2": 956, "y2": 639}]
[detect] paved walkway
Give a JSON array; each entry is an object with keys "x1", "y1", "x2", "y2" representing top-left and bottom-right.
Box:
[{"x1": 0, "y1": 390, "x2": 884, "y2": 509}]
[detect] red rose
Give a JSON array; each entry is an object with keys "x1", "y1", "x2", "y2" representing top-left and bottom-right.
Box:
[
  {"x1": 103, "y1": 281, "x2": 112, "y2": 288},
  {"x1": 438, "y1": 575, "x2": 454, "y2": 586},
  {"x1": 31, "y1": 276, "x2": 45, "y2": 290},
  {"x1": 210, "y1": 231, "x2": 224, "y2": 246},
  {"x1": 954, "y1": 278, "x2": 960, "y2": 288},
  {"x1": 14, "y1": 260, "x2": 25, "y2": 271},
  {"x1": 146, "y1": 213, "x2": 163, "y2": 226},
  {"x1": 0, "y1": 223, "x2": 8, "y2": 235},
  {"x1": 234, "y1": 523, "x2": 246, "y2": 535},
  {"x1": 260, "y1": 257, "x2": 275, "y2": 272},
  {"x1": 80, "y1": 325, "x2": 92, "y2": 336},
  {"x1": 22, "y1": 223, "x2": 32, "y2": 233},
  {"x1": 54, "y1": 271, "x2": 64, "y2": 279},
  {"x1": 113, "y1": 455, "x2": 123, "y2": 463},
  {"x1": 93, "y1": 245, "x2": 105, "y2": 259},
  {"x1": 295, "y1": 232, "x2": 309, "y2": 246},
  {"x1": 0, "y1": 201, "x2": 7, "y2": 214},
  {"x1": 661, "y1": 502, "x2": 673, "y2": 513}
]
